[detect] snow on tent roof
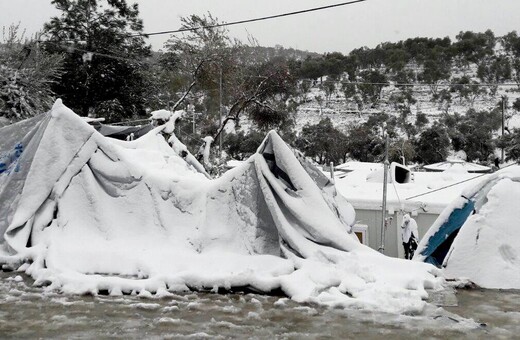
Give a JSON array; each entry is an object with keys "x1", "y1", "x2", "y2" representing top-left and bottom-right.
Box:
[
  {"x1": 334, "y1": 162, "x2": 483, "y2": 214},
  {"x1": 0, "y1": 100, "x2": 445, "y2": 314},
  {"x1": 414, "y1": 166, "x2": 520, "y2": 289},
  {"x1": 423, "y1": 160, "x2": 491, "y2": 173}
]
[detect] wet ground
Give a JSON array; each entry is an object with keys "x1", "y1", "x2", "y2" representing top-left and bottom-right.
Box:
[{"x1": 0, "y1": 272, "x2": 519, "y2": 339}]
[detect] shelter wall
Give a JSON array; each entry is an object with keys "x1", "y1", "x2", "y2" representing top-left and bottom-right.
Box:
[{"x1": 354, "y1": 209, "x2": 439, "y2": 258}]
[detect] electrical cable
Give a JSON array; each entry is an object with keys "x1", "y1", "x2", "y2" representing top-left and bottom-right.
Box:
[
  {"x1": 404, "y1": 163, "x2": 517, "y2": 201},
  {"x1": 36, "y1": 41, "x2": 520, "y2": 89},
  {"x1": 130, "y1": 0, "x2": 369, "y2": 37}
]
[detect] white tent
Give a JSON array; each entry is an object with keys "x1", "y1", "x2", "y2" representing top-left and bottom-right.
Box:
[{"x1": 414, "y1": 166, "x2": 520, "y2": 289}]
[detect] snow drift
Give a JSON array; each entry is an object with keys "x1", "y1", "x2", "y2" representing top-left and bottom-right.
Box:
[
  {"x1": 0, "y1": 100, "x2": 443, "y2": 313},
  {"x1": 414, "y1": 166, "x2": 520, "y2": 289}
]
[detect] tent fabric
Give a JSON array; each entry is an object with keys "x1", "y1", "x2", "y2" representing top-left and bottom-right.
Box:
[
  {"x1": 0, "y1": 101, "x2": 443, "y2": 313},
  {"x1": 0, "y1": 99, "x2": 361, "y2": 263},
  {"x1": 92, "y1": 123, "x2": 154, "y2": 140},
  {"x1": 414, "y1": 167, "x2": 520, "y2": 288}
]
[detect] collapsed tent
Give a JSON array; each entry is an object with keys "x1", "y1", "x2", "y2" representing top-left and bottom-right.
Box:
[
  {"x1": 414, "y1": 166, "x2": 520, "y2": 288},
  {"x1": 90, "y1": 121, "x2": 153, "y2": 140},
  {"x1": 0, "y1": 100, "x2": 443, "y2": 313}
]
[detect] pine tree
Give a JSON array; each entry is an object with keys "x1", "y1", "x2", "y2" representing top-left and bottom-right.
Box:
[
  {"x1": 43, "y1": 0, "x2": 151, "y2": 120},
  {"x1": 0, "y1": 24, "x2": 62, "y2": 121}
]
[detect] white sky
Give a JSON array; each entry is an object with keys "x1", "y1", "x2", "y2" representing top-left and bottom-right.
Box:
[{"x1": 1, "y1": 0, "x2": 519, "y2": 54}]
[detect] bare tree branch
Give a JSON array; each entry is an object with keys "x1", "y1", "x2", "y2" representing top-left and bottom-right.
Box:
[
  {"x1": 211, "y1": 74, "x2": 273, "y2": 142},
  {"x1": 171, "y1": 60, "x2": 205, "y2": 111}
]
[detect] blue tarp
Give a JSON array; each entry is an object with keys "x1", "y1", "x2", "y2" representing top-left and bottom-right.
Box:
[{"x1": 419, "y1": 199, "x2": 475, "y2": 267}]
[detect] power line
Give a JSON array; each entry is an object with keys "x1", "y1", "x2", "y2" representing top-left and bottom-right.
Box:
[
  {"x1": 130, "y1": 0, "x2": 369, "y2": 38},
  {"x1": 38, "y1": 41, "x2": 520, "y2": 89},
  {"x1": 35, "y1": 41, "x2": 520, "y2": 89},
  {"x1": 405, "y1": 163, "x2": 517, "y2": 201},
  {"x1": 40, "y1": 40, "x2": 149, "y2": 64}
]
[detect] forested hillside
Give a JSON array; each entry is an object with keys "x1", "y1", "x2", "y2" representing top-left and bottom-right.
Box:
[{"x1": 1, "y1": 1, "x2": 519, "y2": 169}]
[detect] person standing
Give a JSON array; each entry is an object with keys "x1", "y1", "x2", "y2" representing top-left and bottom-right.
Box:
[{"x1": 401, "y1": 214, "x2": 419, "y2": 259}]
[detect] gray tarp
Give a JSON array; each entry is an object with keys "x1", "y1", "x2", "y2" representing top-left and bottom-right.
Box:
[{"x1": 0, "y1": 100, "x2": 359, "y2": 262}]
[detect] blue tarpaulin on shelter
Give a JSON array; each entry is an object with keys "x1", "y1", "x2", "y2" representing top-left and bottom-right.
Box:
[{"x1": 419, "y1": 199, "x2": 475, "y2": 267}]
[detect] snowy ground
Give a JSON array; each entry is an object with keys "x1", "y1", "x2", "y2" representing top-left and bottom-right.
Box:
[{"x1": 2, "y1": 271, "x2": 512, "y2": 339}]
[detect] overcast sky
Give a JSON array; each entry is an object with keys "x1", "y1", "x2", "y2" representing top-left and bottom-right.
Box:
[{"x1": 1, "y1": 0, "x2": 519, "y2": 54}]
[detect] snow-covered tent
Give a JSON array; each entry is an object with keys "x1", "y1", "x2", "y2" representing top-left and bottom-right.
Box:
[
  {"x1": 0, "y1": 100, "x2": 443, "y2": 313},
  {"x1": 89, "y1": 121, "x2": 153, "y2": 140},
  {"x1": 423, "y1": 160, "x2": 491, "y2": 173},
  {"x1": 414, "y1": 166, "x2": 520, "y2": 288}
]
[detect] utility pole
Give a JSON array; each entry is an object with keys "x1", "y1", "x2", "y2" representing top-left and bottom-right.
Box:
[
  {"x1": 188, "y1": 104, "x2": 195, "y2": 134},
  {"x1": 379, "y1": 133, "x2": 389, "y2": 254},
  {"x1": 219, "y1": 66, "x2": 223, "y2": 156},
  {"x1": 502, "y1": 96, "x2": 507, "y2": 163}
]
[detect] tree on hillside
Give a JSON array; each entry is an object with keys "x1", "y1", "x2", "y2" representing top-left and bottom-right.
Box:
[
  {"x1": 477, "y1": 56, "x2": 511, "y2": 95},
  {"x1": 403, "y1": 37, "x2": 451, "y2": 65},
  {"x1": 415, "y1": 112, "x2": 429, "y2": 131},
  {"x1": 441, "y1": 108, "x2": 501, "y2": 162},
  {"x1": 450, "y1": 76, "x2": 484, "y2": 106},
  {"x1": 322, "y1": 52, "x2": 346, "y2": 79},
  {"x1": 433, "y1": 88, "x2": 452, "y2": 114},
  {"x1": 321, "y1": 78, "x2": 336, "y2": 105},
  {"x1": 356, "y1": 69, "x2": 388, "y2": 109},
  {"x1": 513, "y1": 97, "x2": 520, "y2": 113},
  {"x1": 223, "y1": 130, "x2": 265, "y2": 160},
  {"x1": 503, "y1": 128, "x2": 520, "y2": 162},
  {"x1": 413, "y1": 122, "x2": 451, "y2": 164},
  {"x1": 0, "y1": 24, "x2": 63, "y2": 121},
  {"x1": 388, "y1": 138, "x2": 416, "y2": 165},
  {"x1": 341, "y1": 81, "x2": 363, "y2": 112},
  {"x1": 419, "y1": 54, "x2": 451, "y2": 95},
  {"x1": 296, "y1": 118, "x2": 348, "y2": 165},
  {"x1": 43, "y1": 0, "x2": 151, "y2": 119},
  {"x1": 346, "y1": 123, "x2": 384, "y2": 162},
  {"x1": 388, "y1": 88, "x2": 416, "y2": 137},
  {"x1": 453, "y1": 30, "x2": 496, "y2": 69},
  {"x1": 502, "y1": 31, "x2": 520, "y2": 89},
  {"x1": 384, "y1": 46, "x2": 409, "y2": 73},
  {"x1": 297, "y1": 80, "x2": 311, "y2": 102},
  {"x1": 297, "y1": 55, "x2": 327, "y2": 80}
]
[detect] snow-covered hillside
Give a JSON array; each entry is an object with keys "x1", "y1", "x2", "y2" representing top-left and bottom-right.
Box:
[{"x1": 293, "y1": 75, "x2": 520, "y2": 133}]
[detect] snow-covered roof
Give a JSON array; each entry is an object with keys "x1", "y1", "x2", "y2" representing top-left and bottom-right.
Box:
[
  {"x1": 423, "y1": 160, "x2": 491, "y2": 173},
  {"x1": 334, "y1": 161, "x2": 487, "y2": 214}
]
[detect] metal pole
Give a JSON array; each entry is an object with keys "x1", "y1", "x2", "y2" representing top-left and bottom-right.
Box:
[
  {"x1": 379, "y1": 133, "x2": 389, "y2": 253},
  {"x1": 219, "y1": 66, "x2": 223, "y2": 156},
  {"x1": 502, "y1": 96, "x2": 506, "y2": 163},
  {"x1": 192, "y1": 107, "x2": 195, "y2": 134}
]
